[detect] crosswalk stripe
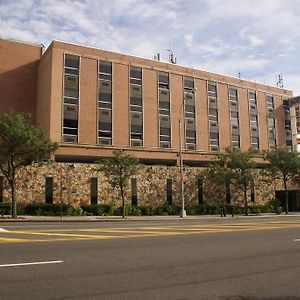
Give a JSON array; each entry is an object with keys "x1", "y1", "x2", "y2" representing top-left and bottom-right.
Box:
[{"x1": 0, "y1": 221, "x2": 300, "y2": 244}]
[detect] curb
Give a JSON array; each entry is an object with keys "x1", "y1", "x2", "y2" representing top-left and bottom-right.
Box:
[{"x1": 1, "y1": 214, "x2": 300, "y2": 223}]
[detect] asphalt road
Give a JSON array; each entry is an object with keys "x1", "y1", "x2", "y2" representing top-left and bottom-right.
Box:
[{"x1": 0, "y1": 217, "x2": 300, "y2": 300}]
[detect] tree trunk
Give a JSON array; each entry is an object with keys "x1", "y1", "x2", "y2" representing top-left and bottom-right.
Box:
[
  {"x1": 284, "y1": 180, "x2": 289, "y2": 215},
  {"x1": 244, "y1": 189, "x2": 248, "y2": 216},
  {"x1": 11, "y1": 181, "x2": 17, "y2": 219},
  {"x1": 120, "y1": 184, "x2": 125, "y2": 218}
]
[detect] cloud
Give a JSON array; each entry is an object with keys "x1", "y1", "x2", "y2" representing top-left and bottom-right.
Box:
[{"x1": 0, "y1": 0, "x2": 300, "y2": 94}]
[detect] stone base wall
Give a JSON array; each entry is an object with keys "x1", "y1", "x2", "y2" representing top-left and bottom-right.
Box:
[{"x1": 0, "y1": 162, "x2": 297, "y2": 208}]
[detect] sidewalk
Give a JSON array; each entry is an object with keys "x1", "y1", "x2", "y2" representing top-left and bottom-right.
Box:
[{"x1": 1, "y1": 213, "x2": 300, "y2": 222}]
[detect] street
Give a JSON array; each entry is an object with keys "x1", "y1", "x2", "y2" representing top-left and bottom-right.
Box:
[{"x1": 0, "y1": 217, "x2": 300, "y2": 299}]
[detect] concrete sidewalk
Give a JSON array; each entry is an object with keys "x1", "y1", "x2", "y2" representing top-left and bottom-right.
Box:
[{"x1": 1, "y1": 213, "x2": 300, "y2": 222}]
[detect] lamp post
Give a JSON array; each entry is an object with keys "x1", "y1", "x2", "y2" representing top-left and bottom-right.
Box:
[{"x1": 179, "y1": 116, "x2": 186, "y2": 218}]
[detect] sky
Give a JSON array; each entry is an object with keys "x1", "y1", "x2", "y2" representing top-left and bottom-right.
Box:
[{"x1": 1, "y1": 0, "x2": 299, "y2": 95}]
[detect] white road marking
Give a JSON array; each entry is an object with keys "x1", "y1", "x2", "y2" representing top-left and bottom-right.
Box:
[
  {"x1": 0, "y1": 260, "x2": 63, "y2": 268},
  {"x1": 0, "y1": 228, "x2": 8, "y2": 232}
]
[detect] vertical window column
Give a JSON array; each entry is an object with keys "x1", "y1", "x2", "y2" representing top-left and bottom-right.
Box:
[
  {"x1": 63, "y1": 54, "x2": 80, "y2": 143},
  {"x1": 167, "y1": 179, "x2": 172, "y2": 206},
  {"x1": 98, "y1": 61, "x2": 112, "y2": 145},
  {"x1": 184, "y1": 76, "x2": 196, "y2": 150},
  {"x1": 131, "y1": 178, "x2": 137, "y2": 206},
  {"x1": 91, "y1": 178, "x2": 98, "y2": 204},
  {"x1": 208, "y1": 82, "x2": 219, "y2": 151},
  {"x1": 45, "y1": 177, "x2": 53, "y2": 204},
  {"x1": 130, "y1": 67, "x2": 143, "y2": 146},
  {"x1": 248, "y1": 91, "x2": 259, "y2": 149},
  {"x1": 266, "y1": 95, "x2": 276, "y2": 148},
  {"x1": 283, "y1": 98, "x2": 292, "y2": 149},
  {"x1": 229, "y1": 87, "x2": 240, "y2": 149},
  {"x1": 197, "y1": 178, "x2": 204, "y2": 205},
  {"x1": 158, "y1": 72, "x2": 171, "y2": 148}
]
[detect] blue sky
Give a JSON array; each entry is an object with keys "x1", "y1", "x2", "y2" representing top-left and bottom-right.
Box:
[{"x1": 1, "y1": 0, "x2": 299, "y2": 95}]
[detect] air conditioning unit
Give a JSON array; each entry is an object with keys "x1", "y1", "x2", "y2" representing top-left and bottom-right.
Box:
[
  {"x1": 66, "y1": 106, "x2": 76, "y2": 111},
  {"x1": 63, "y1": 135, "x2": 77, "y2": 143},
  {"x1": 211, "y1": 146, "x2": 219, "y2": 151},
  {"x1": 131, "y1": 140, "x2": 143, "y2": 147},
  {"x1": 99, "y1": 138, "x2": 111, "y2": 145},
  {"x1": 132, "y1": 112, "x2": 142, "y2": 120},
  {"x1": 187, "y1": 144, "x2": 196, "y2": 150},
  {"x1": 160, "y1": 141, "x2": 170, "y2": 148}
]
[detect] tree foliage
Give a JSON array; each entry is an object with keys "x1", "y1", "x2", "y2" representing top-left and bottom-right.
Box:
[
  {"x1": 0, "y1": 113, "x2": 58, "y2": 218},
  {"x1": 206, "y1": 148, "x2": 257, "y2": 215},
  {"x1": 96, "y1": 150, "x2": 141, "y2": 218},
  {"x1": 263, "y1": 147, "x2": 300, "y2": 214}
]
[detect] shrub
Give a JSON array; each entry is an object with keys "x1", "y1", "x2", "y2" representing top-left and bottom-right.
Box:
[
  {"x1": 0, "y1": 203, "x2": 11, "y2": 216},
  {"x1": 137, "y1": 206, "x2": 153, "y2": 216},
  {"x1": 25, "y1": 203, "x2": 70, "y2": 216}
]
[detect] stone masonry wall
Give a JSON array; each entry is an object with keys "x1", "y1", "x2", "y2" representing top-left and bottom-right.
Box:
[{"x1": 0, "y1": 162, "x2": 293, "y2": 208}]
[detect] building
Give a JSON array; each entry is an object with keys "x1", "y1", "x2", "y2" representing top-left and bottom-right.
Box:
[{"x1": 0, "y1": 38, "x2": 299, "y2": 210}]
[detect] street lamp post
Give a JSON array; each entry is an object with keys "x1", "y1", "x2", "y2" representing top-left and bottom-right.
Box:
[{"x1": 179, "y1": 118, "x2": 186, "y2": 218}]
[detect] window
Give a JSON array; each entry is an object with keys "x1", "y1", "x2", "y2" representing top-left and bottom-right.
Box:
[
  {"x1": 167, "y1": 179, "x2": 172, "y2": 205},
  {"x1": 232, "y1": 134, "x2": 240, "y2": 149},
  {"x1": 91, "y1": 178, "x2": 98, "y2": 205},
  {"x1": 208, "y1": 82, "x2": 219, "y2": 150},
  {"x1": 158, "y1": 71, "x2": 169, "y2": 89},
  {"x1": 251, "y1": 179, "x2": 255, "y2": 203},
  {"x1": 266, "y1": 95, "x2": 274, "y2": 109},
  {"x1": 249, "y1": 91, "x2": 257, "y2": 111},
  {"x1": 250, "y1": 115, "x2": 258, "y2": 126},
  {"x1": 98, "y1": 61, "x2": 113, "y2": 145},
  {"x1": 45, "y1": 177, "x2": 53, "y2": 204},
  {"x1": 131, "y1": 178, "x2": 137, "y2": 206},
  {"x1": 158, "y1": 72, "x2": 171, "y2": 148},
  {"x1": 229, "y1": 87, "x2": 240, "y2": 149},
  {"x1": 63, "y1": 54, "x2": 80, "y2": 143},
  {"x1": 130, "y1": 67, "x2": 143, "y2": 146},
  {"x1": 210, "y1": 132, "x2": 219, "y2": 147},
  {"x1": 283, "y1": 97, "x2": 292, "y2": 148},
  {"x1": 266, "y1": 95, "x2": 276, "y2": 149},
  {"x1": 184, "y1": 76, "x2": 196, "y2": 149},
  {"x1": 198, "y1": 178, "x2": 204, "y2": 205},
  {"x1": 251, "y1": 136, "x2": 259, "y2": 149}
]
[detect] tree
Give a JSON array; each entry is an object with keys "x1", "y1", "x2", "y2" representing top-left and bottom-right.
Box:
[
  {"x1": 0, "y1": 113, "x2": 58, "y2": 218},
  {"x1": 206, "y1": 148, "x2": 257, "y2": 215},
  {"x1": 96, "y1": 150, "x2": 141, "y2": 218},
  {"x1": 264, "y1": 147, "x2": 300, "y2": 214}
]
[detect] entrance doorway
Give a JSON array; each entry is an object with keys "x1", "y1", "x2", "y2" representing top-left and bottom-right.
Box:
[{"x1": 275, "y1": 190, "x2": 300, "y2": 211}]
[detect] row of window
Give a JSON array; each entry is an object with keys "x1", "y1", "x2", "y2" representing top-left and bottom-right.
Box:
[
  {"x1": 62, "y1": 54, "x2": 291, "y2": 150},
  {"x1": 29, "y1": 177, "x2": 256, "y2": 206}
]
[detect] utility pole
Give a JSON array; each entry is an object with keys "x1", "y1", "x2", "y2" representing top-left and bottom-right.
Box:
[{"x1": 179, "y1": 118, "x2": 186, "y2": 218}]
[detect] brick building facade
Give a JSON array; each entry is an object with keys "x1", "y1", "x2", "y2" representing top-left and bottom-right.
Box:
[{"x1": 0, "y1": 38, "x2": 299, "y2": 210}]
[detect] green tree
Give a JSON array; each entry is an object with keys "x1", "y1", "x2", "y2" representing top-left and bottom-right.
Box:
[
  {"x1": 96, "y1": 150, "x2": 141, "y2": 218},
  {"x1": 264, "y1": 147, "x2": 300, "y2": 214},
  {"x1": 206, "y1": 148, "x2": 257, "y2": 215},
  {"x1": 0, "y1": 113, "x2": 57, "y2": 218}
]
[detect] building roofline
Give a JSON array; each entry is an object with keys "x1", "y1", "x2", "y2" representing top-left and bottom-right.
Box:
[
  {"x1": 50, "y1": 39, "x2": 293, "y2": 95},
  {"x1": 0, "y1": 36, "x2": 44, "y2": 49}
]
